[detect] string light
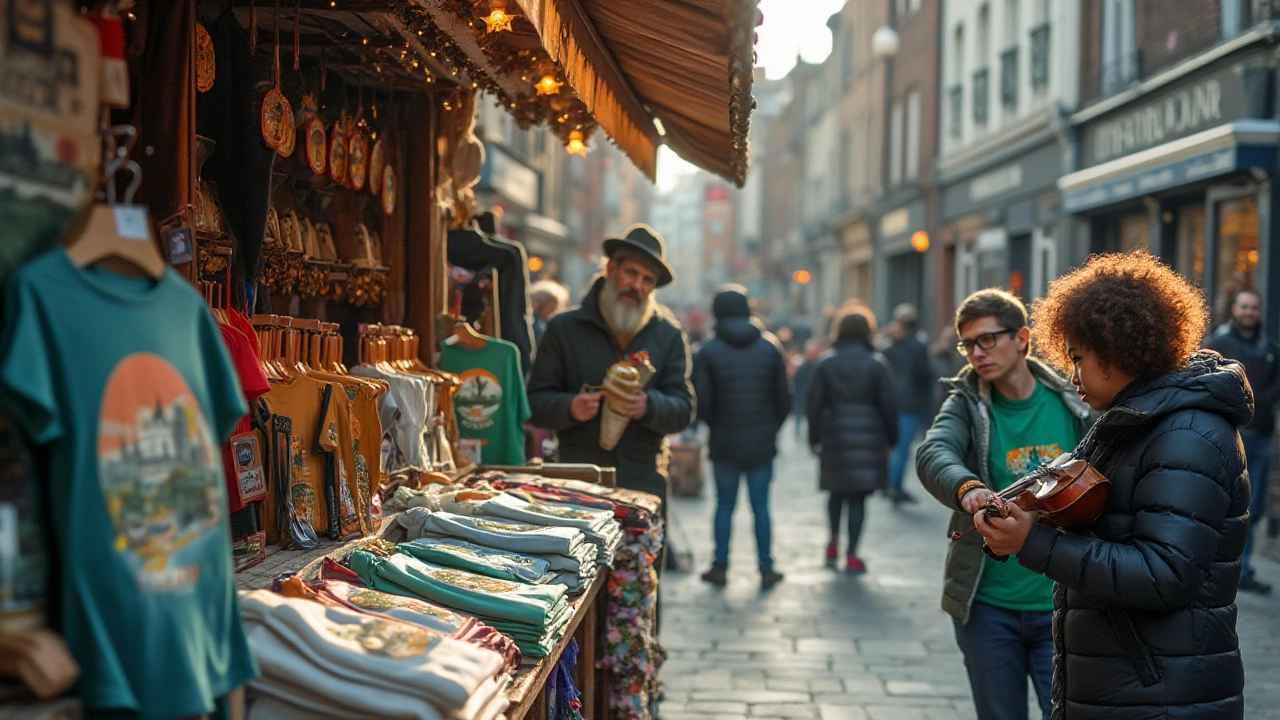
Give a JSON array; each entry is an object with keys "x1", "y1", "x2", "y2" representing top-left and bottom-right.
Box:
[
  {"x1": 482, "y1": 0, "x2": 516, "y2": 32},
  {"x1": 535, "y1": 74, "x2": 562, "y2": 96},
  {"x1": 566, "y1": 130, "x2": 588, "y2": 156}
]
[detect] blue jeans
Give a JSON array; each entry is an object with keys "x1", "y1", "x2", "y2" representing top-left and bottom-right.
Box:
[
  {"x1": 953, "y1": 601, "x2": 1053, "y2": 720},
  {"x1": 889, "y1": 412, "x2": 926, "y2": 494},
  {"x1": 712, "y1": 462, "x2": 774, "y2": 571},
  {"x1": 1241, "y1": 430, "x2": 1272, "y2": 580}
]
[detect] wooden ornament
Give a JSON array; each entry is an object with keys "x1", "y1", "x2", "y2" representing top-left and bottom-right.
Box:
[{"x1": 306, "y1": 119, "x2": 327, "y2": 176}]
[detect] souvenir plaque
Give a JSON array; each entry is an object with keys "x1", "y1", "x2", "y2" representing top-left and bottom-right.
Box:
[
  {"x1": 196, "y1": 23, "x2": 216, "y2": 93},
  {"x1": 348, "y1": 133, "x2": 368, "y2": 191},
  {"x1": 369, "y1": 139, "x2": 385, "y2": 197},
  {"x1": 260, "y1": 87, "x2": 290, "y2": 149},
  {"x1": 381, "y1": 165, "x2": 396, "y2": 216},
  {"x1": 329, "y1": 128, "x2": 348, "y2": 185},
  {"x1": 306, "y1": 119, "x2": 327, "y2": 175},
  {"x1": 277, "y1": 101, "x2": 296, "y2": 158}
]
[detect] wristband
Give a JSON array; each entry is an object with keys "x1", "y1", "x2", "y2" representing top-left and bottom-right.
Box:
[{"x1": 956, "y1": 479, "x2": 987, "y2": 503}]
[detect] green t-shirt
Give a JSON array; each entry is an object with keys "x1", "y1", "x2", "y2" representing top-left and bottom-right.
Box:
[
  {"x1": 0, "y1": 251, "x2": 255, "y2": 718},
  {"x1": 439, "y1": 338, "x2": 531, "y2": 465},
  {"x1": 975, "y1": 380, "x2": 1081, "y2": 612}
]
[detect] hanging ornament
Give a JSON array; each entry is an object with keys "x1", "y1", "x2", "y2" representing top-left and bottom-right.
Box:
[
  {"x1": 306, "y1": 118, "x2": 327, "y2": 175},
  {"x1": 369, "y1": 138, "x2": 385, "y2": 197},
  {"x1": 329, "y1": 120, "x2": 348, "y2": 185},
  {"x1": 566, "y1": 130, "x2": 588, "y2": 156},
  {"x1": 196, "y1": 23, "x2": 216, "y2": 93},
  {"x1": 348, "y1": 132, "x2": 368, "y2": 191},
  {"x1": 381, "y1": 165, "x2": 396, "y2": 216},
  {"x1": 535, "y1": 73, "x2": 562, "y2": 96},
  {"x1": 482, "y1": 0, "x2": 516, "y2": 32},
  {"x1": 260, "y1": 0, "x2": 292, "y2": 149}
]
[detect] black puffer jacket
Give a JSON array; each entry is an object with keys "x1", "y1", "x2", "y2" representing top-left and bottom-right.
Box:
[
  {"x1": 692, "y1": 290, "x2": 791, "y2": 466},
  {"x1": 1018, "y1": 353, "x2": 1252, "y2": 720},
  {"x1": 805, "y1": 341, "x2": 899, "y2": 493}
]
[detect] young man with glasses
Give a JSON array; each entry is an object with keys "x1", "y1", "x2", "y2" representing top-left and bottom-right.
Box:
[{"x1": 916, "y1": 289, "x2": 1093, "y2": 720}]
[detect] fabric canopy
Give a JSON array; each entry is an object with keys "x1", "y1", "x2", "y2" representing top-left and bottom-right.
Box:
[{"x1": 512, "y1": 0, "x2": 759, "y2": 186}]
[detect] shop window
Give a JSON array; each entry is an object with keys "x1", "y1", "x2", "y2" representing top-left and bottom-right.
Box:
[
  {"x1": 905, "y1": 91, "x2": 921, "y2": 180},
  {"x1": 1118, "y1": 213, "x2": 1150, "y2": 252},
  {"x1": 1215, "y1": 196, "x2": 1260, "y2": 322},
  {"x1": 1175, "y1": 205, "x2": 1206, "y2": 287}
]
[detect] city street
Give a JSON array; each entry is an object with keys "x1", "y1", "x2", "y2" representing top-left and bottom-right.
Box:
[{"x1": 658, "y1": 428, "x2": 1280, "y2": 720}]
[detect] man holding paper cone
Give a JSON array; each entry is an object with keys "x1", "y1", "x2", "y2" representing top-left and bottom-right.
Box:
[{"x1": 527, "y1": 226, "x2": 695, "y2": 525}]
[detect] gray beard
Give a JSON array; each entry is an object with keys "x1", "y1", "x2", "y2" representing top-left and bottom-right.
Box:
[{"x1": 599, "y1": 282, "x2": 655, "y2": 337}]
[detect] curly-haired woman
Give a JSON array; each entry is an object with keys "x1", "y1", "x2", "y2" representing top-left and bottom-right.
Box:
[{"x1": 975, "y1": 251, "x2": 1250, "y2": 720}]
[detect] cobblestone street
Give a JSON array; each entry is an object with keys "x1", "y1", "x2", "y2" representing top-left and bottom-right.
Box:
[{"x1": 659, "y1": 428, "x2": 1280, "y2": 720}]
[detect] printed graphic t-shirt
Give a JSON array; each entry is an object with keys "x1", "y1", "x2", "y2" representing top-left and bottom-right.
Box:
[
  {"x1": 977, "y1": 381, "x2": 1082, "y2": 612},
  {"x1": 439, "y1": 339, "x2": 530, "y2": 466},
  {"x1": 0, "y1": 251, "x2": 256, "y2": 718}
]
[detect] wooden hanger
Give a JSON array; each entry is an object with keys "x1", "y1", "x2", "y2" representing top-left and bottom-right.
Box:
[
  {"x1": 67, "y1": 126, "x2": 166, "y2": 280},
  {"x1": 451, "y1": 320, "x2": 487, "y2": 350}
]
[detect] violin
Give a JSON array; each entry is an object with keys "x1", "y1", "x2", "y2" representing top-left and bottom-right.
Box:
[{"x1": 951, "y1": 458, "x2": 1111, "y2": 543}]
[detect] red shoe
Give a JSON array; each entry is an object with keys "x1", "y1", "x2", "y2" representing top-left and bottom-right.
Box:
[
  {"x1": 825, "y1": 541, "x2": 838, "y2": 566},
  {"x1": 846, "y1": 556, "x2": 867, "y2": 574}
]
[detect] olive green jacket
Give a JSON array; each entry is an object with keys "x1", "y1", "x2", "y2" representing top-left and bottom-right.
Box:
[{"x1": 915, "y1": 359, "x2": 1094, "y2": 624}]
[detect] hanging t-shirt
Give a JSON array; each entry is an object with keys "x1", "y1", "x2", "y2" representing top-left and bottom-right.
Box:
[
  {"x1": 260, "y1": 376, "x2": 340, "y2": 544},
  {"x1": 439, "y1": 339, "x2": 530, "y2": 466},
  {"x1": 0, "y1": 251, "x2": 256, "y2": 718},
  {"x1": 976, "y1": 381, "x2": 1082, "y2": 612}
]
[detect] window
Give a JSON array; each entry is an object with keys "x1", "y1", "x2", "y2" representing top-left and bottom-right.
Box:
[
  {"x1": 839, "y1": 128, "x2": 853, "y2": 207},
  {"x1": 977, "y1": 4, "x2": 991, "y2": 69},
  {"x1": 1215, "y1": 196, "x2": 1260, "y2": 323},
  {"x1": 905, "y1": 90, "x2": 921, "y2": 180},
  {"x1": 889, "y1": 102, "x2": 904, "y2": 185},
  {"x1": 1101, "y1": 0, "x2": 1138, "y2": 95},
  {"x1": 1004, "y1": 0, "x2": 1020, "y2": 47},
  {"x1": 953, "y1": 24, "x2": 967, "y2": 84},
  {"x1": 1222, "y1": 0, "x2": 1242, "y2": 38},
  {"x1": 842, "y1": 29, "x2": 855, "y2": 87}
]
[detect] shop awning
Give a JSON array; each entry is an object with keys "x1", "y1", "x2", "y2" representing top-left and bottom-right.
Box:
[
  {"x1": 1059, "y1": 120, "x2": 1280, "y2": 213},
  {"x1": 511, "y1": 0, "x2": 761, "y2": 186}
]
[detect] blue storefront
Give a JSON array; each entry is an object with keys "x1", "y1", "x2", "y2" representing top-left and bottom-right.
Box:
[{"x1": 1059, "y1": 47, "x2": 1280, "y2": 332}]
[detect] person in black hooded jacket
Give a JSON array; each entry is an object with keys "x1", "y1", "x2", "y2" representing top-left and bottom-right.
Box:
[
  {"x1": 692, "y1": 286, "x2": 791, "y2": 588},
  {"x1": 977, "y1": 251, "x2": 1249, "y2": 720}
]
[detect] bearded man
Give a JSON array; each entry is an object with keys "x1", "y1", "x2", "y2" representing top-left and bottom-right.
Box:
[{"x1": 527, "y1": 225, "x2": 695, "y2": 512}]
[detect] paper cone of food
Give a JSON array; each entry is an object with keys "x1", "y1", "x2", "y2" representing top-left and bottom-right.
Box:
[{"x1": 599, "y1": 362, "x2": 642, "y2": 451}]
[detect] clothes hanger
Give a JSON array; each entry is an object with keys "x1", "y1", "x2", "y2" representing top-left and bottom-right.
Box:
[
  {"x1": 66, "y1": 126, "x2": 166, "y2": 280},
  {"x1": 451, "y1": 319, "x2": 487, "y2": 350}
]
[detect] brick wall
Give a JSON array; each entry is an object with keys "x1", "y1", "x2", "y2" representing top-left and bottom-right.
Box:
[
  {"x1": 1080, "y1": 0, "x2": 1103, "y2": 102},
  {"x1": 1080, "y1": 0, "x2": 1224, "y2": 104}
]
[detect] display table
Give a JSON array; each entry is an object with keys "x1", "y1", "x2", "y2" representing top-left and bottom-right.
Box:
[{"x1": 504, "y1": 571, "x2": 611, "y2": 720}]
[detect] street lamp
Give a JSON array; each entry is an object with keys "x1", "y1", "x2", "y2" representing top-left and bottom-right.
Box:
[
  {"x1": 872, "y1": 25, "x2": 899, "y2": 59},
  {"x1": 792, "y1": 269, "x2": 813, "y2": 285}
]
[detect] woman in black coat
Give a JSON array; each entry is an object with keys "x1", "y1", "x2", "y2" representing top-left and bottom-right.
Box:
[
  {"x1": 806, "y1": 306, "x2": 898, "y2": 573},
  {"x1": 977, "y1": 251, "x2": 1249, "y2": 720}
]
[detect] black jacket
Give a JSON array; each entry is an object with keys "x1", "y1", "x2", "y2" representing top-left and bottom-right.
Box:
[
  {"x1": 1204, "y1": 320, "x2": 1280, "y2": 435},
  {"x1": 880, "y1": 333, "x2": 937, "y2": 414},
  {"x1": 1018, "y1": 353, "x2": 1251, "y2": 720},
  {"x1": 692, "y1": 291, "x2": 791, "y2": 466},
  {"x1": 805, "y1": 341, "x2": 899, "y2": 494},
  {"x1": 527, "y1": 278, "x2": 695, "y2": 499}
]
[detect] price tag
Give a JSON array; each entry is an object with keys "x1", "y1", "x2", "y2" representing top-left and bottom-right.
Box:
[{"x1": 112, "y1": 206, "x2": 150, "y2": 240}]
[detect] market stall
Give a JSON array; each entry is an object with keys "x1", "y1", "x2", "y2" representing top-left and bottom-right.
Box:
[{"x1": 0, "y1": 0, "x2": 758, "y2": 717}]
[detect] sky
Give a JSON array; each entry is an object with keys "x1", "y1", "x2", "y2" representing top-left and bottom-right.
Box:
[{"x1": 655, "y1": 0, "x2": 847, "y2": 192}]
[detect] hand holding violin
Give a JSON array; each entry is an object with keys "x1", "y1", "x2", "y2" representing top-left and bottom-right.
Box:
[{"x1": 974, "y1": 497, "x2": 1041, "y2": 556}]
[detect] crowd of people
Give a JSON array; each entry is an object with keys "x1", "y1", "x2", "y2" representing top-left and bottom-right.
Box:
[{"x1": 525, "y1": 224, "x2": 1269, "y2": 720}]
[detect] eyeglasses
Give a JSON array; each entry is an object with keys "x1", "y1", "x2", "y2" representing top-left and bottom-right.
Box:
[{"x1": 956, "y1": 328, "x2": 1019, "y2": 357}]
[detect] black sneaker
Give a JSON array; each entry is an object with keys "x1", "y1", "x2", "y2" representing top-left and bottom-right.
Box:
[
  {"x1": 1240, "y1": 576, "x2": 1273, "y2": 594},
  {"x1": 760, "y1": 569, "x2": 785, "y2": 589},
  {"x1": 700, "y1": 565, "x2": 727, "y2": 586}
]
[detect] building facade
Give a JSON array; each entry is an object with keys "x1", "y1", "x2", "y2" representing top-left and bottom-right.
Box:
[
  {"x1": 1060, "y1": 1, "x2": 1280, "y2": 331},
  {"x1": 936, "y1": 0, "x2": 1081, "y2": 327}
]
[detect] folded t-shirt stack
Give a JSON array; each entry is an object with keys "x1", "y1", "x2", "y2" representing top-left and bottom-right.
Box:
[
  {"x1": 239, "y1": 590, "x2": 507, "y2": 720},
  {"x1": 400, "y1": 536, "x2": 598, "y2": 596},
  {"x1": 398, "y1": 508, "x2": 601, "y2": 593},
  {"x1": 477, "y1": 492, "x2": 623, "y2": 566},
  {"x1": 348, "y1": 549, "x2": 572, "y2": 658}
]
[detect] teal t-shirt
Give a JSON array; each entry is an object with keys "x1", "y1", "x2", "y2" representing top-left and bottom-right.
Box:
[
  {"x1": 975, "y1": 380, "x2": 1082, "y2": 612},
  {"x1": 439, "y1": 338, "x2": 531, "y2": 465},
  {"x1": 0, "y1": 251, "x2": 256, "y2": 718}
]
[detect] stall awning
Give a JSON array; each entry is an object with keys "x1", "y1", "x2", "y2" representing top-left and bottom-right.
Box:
[
  {"x1": 1059, "y1": 120, "x2": 1280, "y2": 213},
  {"x1": 513, "y1": 0, "x2": 760, "y2": 186}
]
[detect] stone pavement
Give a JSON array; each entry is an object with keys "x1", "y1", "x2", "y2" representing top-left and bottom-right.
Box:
[{"x1": 658, "y1": 428, "x2": 1280, "y2": 720}]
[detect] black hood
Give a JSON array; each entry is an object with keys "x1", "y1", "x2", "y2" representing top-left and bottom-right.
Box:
[
  {"x1": 712, "y1": 289, "x2": 750, "y2": 320},
  {"x1": 712, "y1": 289, "x2": 761, "y2": 347},
  {"x1": 1103, "y1": 352, "x2": 1254, "y2": 430}
]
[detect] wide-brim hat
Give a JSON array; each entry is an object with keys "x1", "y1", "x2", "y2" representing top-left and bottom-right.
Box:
[{"x1": 602, "y1": 224, "x2": 675, "y2": 287}]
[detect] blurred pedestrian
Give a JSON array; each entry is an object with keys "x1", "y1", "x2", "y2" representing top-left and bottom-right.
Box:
[
  {"x1": 692, "y1": 286, "x2": 791, "y2": 589},
  {"x1": 791, "y1": 339, "x2": 823, "y2": 439},
  {"x1": 880, "y1": 304, "x2": 936, "y2": 504},
  {"x1": 916, "y1": 289, "x2": 1091, "y2": 720},
  {"x1": 982, "y1": 251, "x2": 1247, "y2": 720},
  {"x1": 806, "y1": 306, "x2": 898, "y2": 573},
  {"x1": 1204, "y1": 288, "x2": 1278, "y2": 594},
  {"x1": 529, "y1": 279, "x2": 570, "y2": 347}
]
